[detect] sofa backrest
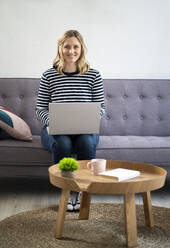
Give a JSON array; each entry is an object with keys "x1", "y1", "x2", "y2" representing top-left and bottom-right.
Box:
[
  {"x1": 100, "y1": 79, "x2": 170, "y2": 136},
  {"x1": 0, "y1": 78, "x2": 42, "y2": 135},
  {"x1": 0, "y1": 78, "x2": 170, "y2": 136}
]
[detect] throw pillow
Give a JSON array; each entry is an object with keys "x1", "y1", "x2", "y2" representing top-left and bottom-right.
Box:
[{"x1": 0, "y1": 106, "x2": 32, "y2": 141}]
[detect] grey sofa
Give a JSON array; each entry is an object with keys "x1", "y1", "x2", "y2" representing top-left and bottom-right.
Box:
[{"x1": 0, "y1": 78, "x2": 170, "y2": 178}]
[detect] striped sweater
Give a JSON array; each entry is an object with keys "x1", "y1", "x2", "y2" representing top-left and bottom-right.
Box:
[{"x1": 36, "y1": 67, "x2": 105, "y2": 126}]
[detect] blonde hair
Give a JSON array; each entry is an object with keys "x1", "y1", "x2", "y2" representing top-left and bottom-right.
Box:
[{"x1": 53, "y1": 30, "x2": 90, "y2": 75}]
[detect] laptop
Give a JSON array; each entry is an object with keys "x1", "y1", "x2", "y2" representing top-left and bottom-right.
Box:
[{"x1": 48, "y1": 102, "x2": 101, "y2": 135}]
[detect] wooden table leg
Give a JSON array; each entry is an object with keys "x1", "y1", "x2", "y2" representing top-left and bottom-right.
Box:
[
  {"x1": 124, "y1": 193, "x2": 137, "y2": 247},
  {"x1": 142, "y1": 191, "x2": 154, "y2": 227},
  {"x1": 79, "y1": 191, "x2": 91, "y2": 220},
  {"x1": 55, "y1": 189, "x2": 70, "y2": 238}
]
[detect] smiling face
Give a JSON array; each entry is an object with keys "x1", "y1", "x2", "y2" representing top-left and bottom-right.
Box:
[{"x1": 61, "y1": 37, "x2": 81, "y2": 65}]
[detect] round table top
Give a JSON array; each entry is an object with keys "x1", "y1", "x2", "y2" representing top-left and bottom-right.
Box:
[{"x1": 49, "y1": 160, "x2": 167, "y2": 194}]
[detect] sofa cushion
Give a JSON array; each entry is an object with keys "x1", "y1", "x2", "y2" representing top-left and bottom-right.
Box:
[
  {"x1": 0, "y1": 107, "x2": 32, "y2": 141},
  {"x1": 97, "y1": 135, "x2": 170, "y2": 168},
  {"x1": 0, "y1": 135, "x2": 51, "y2": 166}
]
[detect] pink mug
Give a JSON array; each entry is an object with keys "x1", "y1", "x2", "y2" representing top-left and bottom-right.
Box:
[{"x1": 87, "y1": 159, "x2": 106, "y2": 175}]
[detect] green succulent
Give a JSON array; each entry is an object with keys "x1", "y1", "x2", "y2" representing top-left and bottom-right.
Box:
[{"x1": 58, "y1": 157, "x2": 79, "y2": 171}]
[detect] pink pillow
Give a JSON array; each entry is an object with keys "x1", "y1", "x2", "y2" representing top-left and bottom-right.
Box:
[{"x1": 0, "y1": 107, "x2": 32, "y2": 141}]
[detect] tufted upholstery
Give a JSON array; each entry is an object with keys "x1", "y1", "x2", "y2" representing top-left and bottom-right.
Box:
[
  {"x1": 0, "y1": 78, "x2": 170, "y2": 178},
  {"x1": 100, "y1": 79, "x2": 170, "y2": 136},
  {"x1": 1, "y1": 78, "x2": 170, "y2": 137},
  {"x1": 0, "y1": 78, "x2": 43, "y2": 135}
]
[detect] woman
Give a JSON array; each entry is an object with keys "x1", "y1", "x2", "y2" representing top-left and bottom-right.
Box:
[{"x1": 36, "y1": 30, "x2": 105, "y2": 211}]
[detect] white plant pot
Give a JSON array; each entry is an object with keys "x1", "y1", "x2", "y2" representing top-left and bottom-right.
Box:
[{"x1": 60, "y1": 170, "x2": 76, "y2": 178}]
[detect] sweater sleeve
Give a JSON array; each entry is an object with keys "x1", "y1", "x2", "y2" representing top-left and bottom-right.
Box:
[
  {"x1": 92, "y1": 71, "x2": 105, "y2": 117},
  {"x1": 36, "y1": 73, "x2": 51, "y2": 126}
]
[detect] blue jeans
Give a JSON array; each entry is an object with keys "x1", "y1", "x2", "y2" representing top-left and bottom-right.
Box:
[{"x1": 41, "y1": 126, "x2": 99, "y2": 164}]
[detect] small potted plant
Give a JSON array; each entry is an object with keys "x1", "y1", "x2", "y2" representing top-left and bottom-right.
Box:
[{"x1": 58, "y1": 157, "x2": 79, "y2": 178}]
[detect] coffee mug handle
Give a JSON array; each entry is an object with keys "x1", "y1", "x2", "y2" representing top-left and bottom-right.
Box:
[{"x1": 87, "y1": 162, "x2": 92, "y2": 170}]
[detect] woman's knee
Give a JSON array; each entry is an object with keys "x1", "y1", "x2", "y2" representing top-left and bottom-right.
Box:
[
  {"x1": 52, "y1": 135, "x2": 72, "y2": 163},
  {"x1": 54, "y1": 135, "x2": 72, "y2": 151},
  {"x1": 41, "y1": 127, "x2": 53, "y2": 151},
  {"x1": 75, "y1": 134, "x2": 99, "y2": 150},
  {"x1": 74, "y1": 134, "x2": 99, "y2": 160}
]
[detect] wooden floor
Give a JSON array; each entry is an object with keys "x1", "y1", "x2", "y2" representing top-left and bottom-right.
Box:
[{"x1": 0, "y1": 177, "x2": 170, "y2": 221}]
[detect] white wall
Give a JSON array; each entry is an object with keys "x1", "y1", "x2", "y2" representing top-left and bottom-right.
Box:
[{"x1": 0, "y1": 0, "x2": 170, "y2": 79}]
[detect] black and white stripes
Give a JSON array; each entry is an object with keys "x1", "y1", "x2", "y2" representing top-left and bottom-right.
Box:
[{"x1": 36, "y1": 68, "x2": 105, "y2": 126}]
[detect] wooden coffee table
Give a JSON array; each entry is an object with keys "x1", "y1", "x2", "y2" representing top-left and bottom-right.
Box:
[{"x1": 49, "y1": 160, "x2": 167, "y2": 247}]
